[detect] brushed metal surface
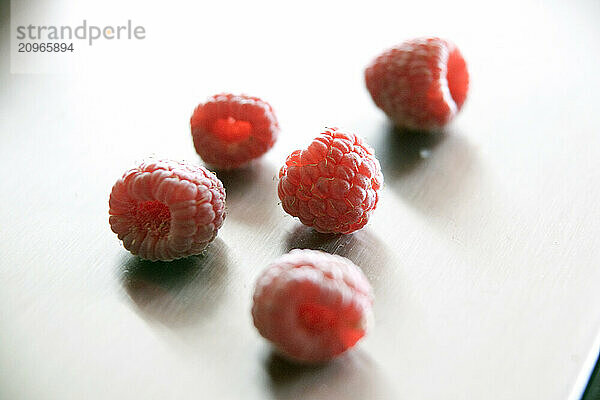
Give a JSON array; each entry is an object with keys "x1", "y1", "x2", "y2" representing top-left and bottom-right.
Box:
[{"x1": 1, "y1": 1, "x2": 600, "y2": 399}]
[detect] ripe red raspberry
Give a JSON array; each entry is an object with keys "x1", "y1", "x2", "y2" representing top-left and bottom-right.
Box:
[
  {"x1": 252, "y1": 249, "x2": 373, "y2": 363},
  {"x1": 190, "y1": 93, "x2": 280, "y2": 169},
  {"x1": 365, "y1": 37, "x2": 469, "y2": 131},
  {"x1": 277, "y1": 127, "x2": 383, "y2": 234},
  {"x1": 108, "y1": 159, "x2": 226, "y2": 261}
]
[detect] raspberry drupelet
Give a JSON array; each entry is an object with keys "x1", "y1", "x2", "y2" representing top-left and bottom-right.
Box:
[
  {"x1": 278, "y1": 127, "x2": 383, "y2": 234},
  {"x1": 108, "y1": 159, "x2": 226, "y2": 261},
  {"x1": 190, "y1": 93, "x2": 280, "y2": 169},
  {"x1": 365, "y1": 37, "x2": 469, "y2": 131},
  {"x1": 252, "y1": 249, "x2": 374, "y2": 363}
]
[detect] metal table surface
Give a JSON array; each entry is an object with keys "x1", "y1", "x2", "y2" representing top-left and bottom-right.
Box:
[{"x1": 2, "y1": 0, "x2": 600, "y2": 399}]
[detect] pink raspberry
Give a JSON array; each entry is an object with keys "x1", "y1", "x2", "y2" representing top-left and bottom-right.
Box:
[
  {"x1": 365, "y1": 37, "x2": 469, "y2": 131},
  {"x1": 277, "y1": 127, "x2": 383, "y2": 234},
  {"x1": 108, "y1": 159, "x2": 226, "y2": 261},
  {"x1": 252, "y1": 249, "x2": 373, "y2": 363},
  {"x1": 190, "y1": 93, "x2": 280, "y2": 169}
]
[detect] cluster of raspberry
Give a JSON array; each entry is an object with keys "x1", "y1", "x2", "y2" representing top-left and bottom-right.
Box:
[{"x1": 108, "y1": 37, "x2": 469, "y2": 363}]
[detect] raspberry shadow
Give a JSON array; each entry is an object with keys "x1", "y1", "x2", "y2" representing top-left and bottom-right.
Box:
[
  {"x1": 263, "y1": 349, "x2": 392, "y2": 399},
  {"x1": 373, "y1": 124, "x2": 447, "y2": 178},
  {"x1": 215, "y1": 160, "x2": 280, "y2": 227},
  {"x1": 284, "y1": 225, "x2": 389, "y2": 288},
  {"x1": 372, "y1": 123, "x2": 479, "y2": 214},
  {"x1": 119, "y1": 238, "x2": 230, "y2": 327}
]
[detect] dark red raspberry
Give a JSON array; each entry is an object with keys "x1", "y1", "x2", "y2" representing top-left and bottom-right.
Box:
[
  {"x1": 109, "y1": 159, "x2": 226, "y2": 261},
  {"x1": 252, "y1": 249, "x2": 374, "y2": 363},
  {"x1": 190, "y1": 93, "x2": 280, "y2": 169},
  {"x1": 278, "y1": 127, "x2": 383, "y2": 234},
  {"x1": 365, "y1": 37, "x2": 469, "y2": 131}
]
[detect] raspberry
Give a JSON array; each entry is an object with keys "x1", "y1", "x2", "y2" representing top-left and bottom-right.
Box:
[
  {"x1": 108, "y1": 159, "x2": 226, "y2": 261},
  {"x1": 277, "y1": 127, "x2": 383, "y2": 234},
  {"x1": 365, "y1": 37, "x2": 469, "y2": 131},
  {"x1": 190, "y1": 93, "x2": 280, "y2": 169},
  {"x1": 252, "y1": 249, "x2": 373, "y2": 363}
]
